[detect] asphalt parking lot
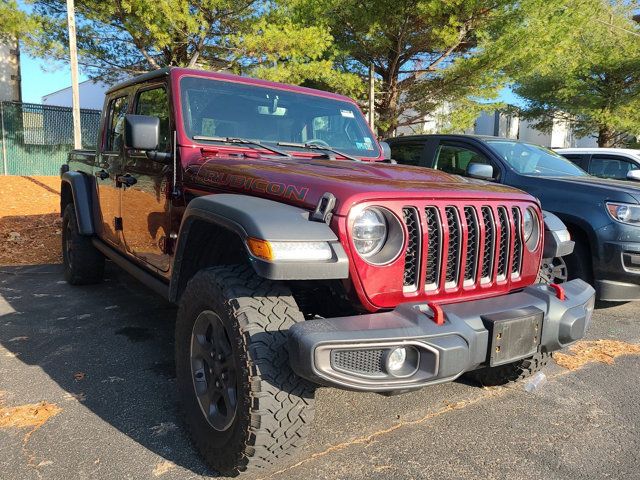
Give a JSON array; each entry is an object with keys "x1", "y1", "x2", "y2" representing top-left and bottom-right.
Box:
[{"x1": 1, "y1": 263, "x2": 639, "y2": 480}]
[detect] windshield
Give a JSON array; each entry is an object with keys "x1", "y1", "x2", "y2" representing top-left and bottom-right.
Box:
[
  {"x1": 180, "y1": 76, "x2": 380, "y2": 158},
  {"x1": 487, "y1": 140, "x2": 587, "y2": 177}
]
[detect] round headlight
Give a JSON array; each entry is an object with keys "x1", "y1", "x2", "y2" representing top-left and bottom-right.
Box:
[
  {"x1": 524, "y1": 207, "x2": 540, "y2": 251},
  {"x1": 353, "y1": 208, "x2": 387, "y2": 257},
  {"x1": 523, "y1": 208, "x2": 534, "y2": 242}
]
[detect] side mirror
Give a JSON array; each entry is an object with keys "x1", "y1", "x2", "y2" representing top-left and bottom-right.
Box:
[
  {"x1": 125, "y1": 114, "x2": 160, "y2": 151},
  {"x1": 467, "y1": 163, "x2": 494, "y2": 181},
  {"x1": 379, "y1": 141, "x2": 392, "y2": 160},
  {"x1": 627, "y1": 170, "x2": 640, "y2": 181}
]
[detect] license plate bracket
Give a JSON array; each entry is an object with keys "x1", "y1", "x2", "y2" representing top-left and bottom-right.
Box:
[{"x1": 481, "y1": 307, "x2": 543, "y2": 367}]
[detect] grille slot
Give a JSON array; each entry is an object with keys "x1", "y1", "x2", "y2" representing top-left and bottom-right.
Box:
[
  {"x1": 331, "y1": 349, "x2": 386, "y2": 377},
  {"x1": 424, "y1": 207, "x2": 442, "y2": 290},
  {"x1": 464, "y1": 207, "x2": 479, "y2": 285},
  {"x1": 511, "y1": 207, "x2": 523, "y2": 277},
  {"x1": 481, "y1": 207, "x2": 495, "y2": 283},
  {"x1": 444, "y1": 207, "x2": 461, "y2": 287},
  {"x1": 496, "y1": 207, "x2": 510, "y2": 280},
  {"x1": 402, "y1": 208, "x2": 420, "y2": 289}
]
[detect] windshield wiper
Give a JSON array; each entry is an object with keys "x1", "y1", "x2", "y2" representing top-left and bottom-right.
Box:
[
  {"x1": 277, "y1": 141, "x2": 362, "y2": 162},
  {"x1": 193, "y1": 135, "x2": 292, "y2": 157}
]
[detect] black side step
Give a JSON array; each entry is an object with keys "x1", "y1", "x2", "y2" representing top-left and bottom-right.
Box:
[{"x1": 92, "y1": 239, "x2": 171, "y2": 300}]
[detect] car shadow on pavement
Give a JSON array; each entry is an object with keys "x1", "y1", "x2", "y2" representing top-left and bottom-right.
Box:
[{"x1": 0, "y1": 263, "x2": 216, "y2": 477}]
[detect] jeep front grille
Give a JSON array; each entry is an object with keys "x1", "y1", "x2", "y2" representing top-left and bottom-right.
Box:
[{"x1": 401, "y1": 204, "x2": 525, "y2": 291}]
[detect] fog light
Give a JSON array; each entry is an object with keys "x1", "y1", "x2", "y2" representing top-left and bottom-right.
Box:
[
  {"x1": 384, "y1": 346, "x2": 419, "y2": 378},
  {"x1": 386, "y1": 347, "x2": 407, "y2": 373}
]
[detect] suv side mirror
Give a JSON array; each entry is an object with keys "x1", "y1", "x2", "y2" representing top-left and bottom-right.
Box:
[
  {"x1": 379, "y1": 141, "x2": 392, "y2": 160},
  {"x1": 125, "y1": 114, "x2": 160, "y2": 151},
  {"x1": 467, "y1": 163, "x2": 494, "y2": 181},
  {"x1": 627, "y1": 170, "x2": 640, "y2": 181}
]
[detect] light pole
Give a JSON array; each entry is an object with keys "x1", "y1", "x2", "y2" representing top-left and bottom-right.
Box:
[{"x1": 66, "y1": 0, "x2": 81, "y2": 149}]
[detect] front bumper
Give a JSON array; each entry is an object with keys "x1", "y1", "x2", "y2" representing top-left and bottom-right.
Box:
[
  {"x1": 595, "y1": 240, "x2": 640, "y2": 301},
  {"x1": 288, "y1": 279, "x2": 595, "y2": 392}
]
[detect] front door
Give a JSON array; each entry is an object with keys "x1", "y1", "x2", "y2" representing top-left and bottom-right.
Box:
[
  {"x1": 94, "y1": 95, "x2": 129, "y2": 247},
  {"x1": 120, "y1": 85, "x2": 173, "y2": 272}
]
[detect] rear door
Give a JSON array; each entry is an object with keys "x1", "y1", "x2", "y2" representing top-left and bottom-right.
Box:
[
  {"x1": 120, "y1": 83, "x2": 173, "y2": 272},
  {"x1": 388, "y1": 141, "x2": 429, "y2": 166},
  {"x1": 94, "y1": 94, "x2": 130, "y2": 247}
]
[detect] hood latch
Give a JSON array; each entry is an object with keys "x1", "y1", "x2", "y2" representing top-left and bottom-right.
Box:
[{"x1": 311, "y1": 192, "x2": 336, "y2": 224}]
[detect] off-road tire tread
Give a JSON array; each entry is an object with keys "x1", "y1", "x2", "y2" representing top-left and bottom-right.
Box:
[
  {"x1": 62, "y1": 204, "x2": 104, "y2": 285},
  {"x1": 176, "y1": 265, "x2": 315, "y2": 476},
  {"x1": 465, "y1": 351, "x2": 552, "y2": 387}
]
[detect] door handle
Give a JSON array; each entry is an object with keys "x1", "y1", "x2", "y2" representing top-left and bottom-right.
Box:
[
  {"x1": 116, "y1": 174, "x2": 137, "y2": 187},
  {"x1": 94, "y1": 169, "x2": 109, "y2": 180}
]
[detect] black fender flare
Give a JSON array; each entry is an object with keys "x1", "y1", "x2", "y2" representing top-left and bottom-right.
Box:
[
  {"x1": 169, "y1": 194, "x2": 349, "y2": 302},
  {"x1": 61, "y1": 171, "x2": 95, "y2": 235}
]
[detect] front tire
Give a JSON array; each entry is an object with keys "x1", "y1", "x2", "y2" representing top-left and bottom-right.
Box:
[
  {"x1": 62, "y1": 203, "x2": 104, "y2": 285},
  {"x1": 465, "y1": 352, "x2": 552, "y2": 387},
  {"x1": 565, "y1": 239, "x2": 593, "y2": 284},
  {"x1": 175, "y1": 265, "x2": 315, "y2": 476}
]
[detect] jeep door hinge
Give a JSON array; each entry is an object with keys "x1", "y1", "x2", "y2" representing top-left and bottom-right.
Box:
[
  {"x1": 311, "y1": 192, "x2": 336, "y2": 224},
  {"x1": 114, "y1": 217, "x2": 123, "y2": 231}
]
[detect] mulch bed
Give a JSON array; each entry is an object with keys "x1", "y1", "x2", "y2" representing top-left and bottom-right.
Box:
[{"x1": 0, "y1": 176, "x2": 62, "y2": 266}]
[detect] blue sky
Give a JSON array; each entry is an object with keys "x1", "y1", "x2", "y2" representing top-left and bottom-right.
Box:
[{"x1": 21, "y1": 53, "x2": 88, "y2": 103}]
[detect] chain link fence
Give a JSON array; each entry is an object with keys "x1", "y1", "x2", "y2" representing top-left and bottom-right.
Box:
[{"x1": 0, "y1": 101, "x2": 101, "y2": 176}]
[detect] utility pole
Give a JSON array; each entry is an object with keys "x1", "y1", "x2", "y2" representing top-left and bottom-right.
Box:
[
  {"x1": 66, "y1": 0, "x2": 82, "y2": 149},
  {"x1": 368, "y1": 63, "x2": 375, "y2": 134}
]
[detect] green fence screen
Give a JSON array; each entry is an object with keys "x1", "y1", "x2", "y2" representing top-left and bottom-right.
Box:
[{"x1": 0, "y1": 101, "x2": 101, "y2": 176}]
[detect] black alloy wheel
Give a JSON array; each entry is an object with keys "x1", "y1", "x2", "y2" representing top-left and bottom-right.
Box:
[{"x1": 190, "y1": 310, "x2": 237, "y2": 432}]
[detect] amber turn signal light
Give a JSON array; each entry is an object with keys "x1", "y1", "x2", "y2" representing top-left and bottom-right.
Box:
[{"x1": 246, "y1": 238, "x2": 274, "y2": 261}]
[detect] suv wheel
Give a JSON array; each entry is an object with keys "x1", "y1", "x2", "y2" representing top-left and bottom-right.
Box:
[
  {"x1": 62, "y1": 203, "x2": 105, "y2": 284},
  {"x1": 464, "y1": 352, "x2": 552, "y2": 387},
  {"x1": 564, "y1": 238, "x2": 592, "y2": 284},
  {"x1": 175, "y1": 265, "x2": 315, "y2": 475}
]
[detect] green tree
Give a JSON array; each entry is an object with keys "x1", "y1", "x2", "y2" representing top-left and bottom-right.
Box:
[
  {"x1": 503, "y1": 1, "x2": 640, "y2": 146},
  {"x1": 27, "y1": 0, "x2": 361, "y2": 96},
  {"x1": 284, "y1": 0, "x2": 525, "y2": 136},
  {"x1": 0, "y1": 0, "x2": 37, "y2": 39}
]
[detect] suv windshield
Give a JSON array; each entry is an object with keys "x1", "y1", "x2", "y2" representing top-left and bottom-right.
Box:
[
  {"x1": 180, "y1": 76, "x2": 380, "y2": 158},
  {"x1": 487, "y1": 140, "x2": 587, "y2": 177}
]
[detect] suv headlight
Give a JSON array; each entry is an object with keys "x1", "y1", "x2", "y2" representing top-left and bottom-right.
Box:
[
  {"x1": 351, "y1": 207, "x2": 405, "y2": 264},
  {"x1": 606, "y1": 202, "x2": 640, "y2": 226},
  {"x1": 353, "y1": 208, "x2": 387, "y2": 257}
]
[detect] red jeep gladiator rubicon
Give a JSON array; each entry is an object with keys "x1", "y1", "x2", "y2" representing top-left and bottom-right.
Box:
[{"x1": 60, "y1": 67, "x2": 595, "y2": 476}]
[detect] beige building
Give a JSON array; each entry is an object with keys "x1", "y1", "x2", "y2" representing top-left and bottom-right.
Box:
[{"x1": 0, "y1": 38, "x2": 21, "y2": 102}]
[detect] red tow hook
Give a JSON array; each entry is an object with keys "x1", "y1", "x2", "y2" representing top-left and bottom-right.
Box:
[
  {"x1": 427, "y1": 302, "x2": 445, "y2": 326},
  {"x1": 549, "y1": 283, "x2": 566, "y2": 301}
]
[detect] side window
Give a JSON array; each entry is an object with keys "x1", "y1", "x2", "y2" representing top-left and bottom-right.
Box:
[
  {"x1": 389, "y1": 142, "x2": 425, "y2": 167},
  {"x1": 589, "y1": 156, "x2": 638, "y2": 180},
  {"x1": 435, "y1": 144, "x2": 491, "y2": 176},
  {"x1": 104, "y1": 96, "x2": 129, "y2": 152},
  {"x1": 136, "y1": 87, "x2": 170, "y2": 151},
  {"x1": 561, "y1": 154, "x2": 589, "y2": 170}
]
